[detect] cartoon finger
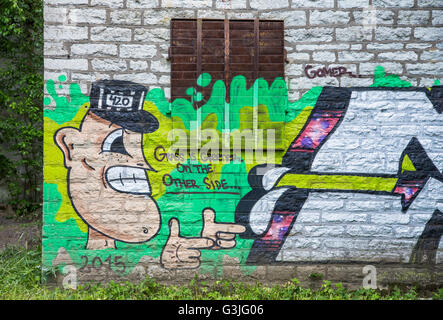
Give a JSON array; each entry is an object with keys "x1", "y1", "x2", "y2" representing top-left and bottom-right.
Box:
[
  {"x1": 168, "y1": 218, "x2": 181, "y2": 238},
  {"x1": 179, "y1": 258, "x2": 200, "y2": 269},
  {"x1": 177, "y1": 247, "x2": 201, "y2": 262},
  {"x1": 215, "y1": 223, "x2": 247, "y2": 235},
  {"x1": 202, "y1": 208, "x2": 246, "y2": 235},
  {"x1": 186, "y1": 237, "x2": 215, "y2": 250},
  {"x1": 185, "y1": 250, "x2": 202, "y2": 260},
  {"x1": 216, "y1": 232, "x2": 237, "y2": 241},
  {"x1": 202, "y1": 207, "x2": 216, "y2": 225},
  {"x1": 215, "y1": 239, "x2": 237, "y2": 249}
]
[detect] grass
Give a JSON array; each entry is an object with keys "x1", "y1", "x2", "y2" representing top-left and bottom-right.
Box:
[{"x1": 0, "y1": 246, "x2": 441, "y2": 300}]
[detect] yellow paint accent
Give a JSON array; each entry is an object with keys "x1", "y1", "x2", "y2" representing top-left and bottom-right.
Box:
[
  {"x1": 142, "y1": 100, "x2": 178, "y2": 199},
  {"x1": 276, "y1": 173, "x2": 398, "y2": 192},
  {"x1": 44, "y1": 104, "x2": 89, "y2": 233},
  {"x1": 401, "y1": 154, "x2": 416, "y2": 173},
  {"x1": 244, "y1": 106, "x2": 313, "y2": 174}
]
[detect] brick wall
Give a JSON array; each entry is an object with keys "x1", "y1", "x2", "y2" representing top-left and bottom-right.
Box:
[
  {"x1": 44, "y1": 0, "x2": 442, "y2": 102},
  {"x1": 43, "y1": 0, "x2": 442, "y2": 288}
]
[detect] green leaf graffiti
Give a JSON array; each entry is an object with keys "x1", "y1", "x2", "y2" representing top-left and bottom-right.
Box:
[
  {"x1": 44, "y1": 76, "x2": 89, "y2": 125},
  {"x1": 371, "y1": 66, "x2": 412, "y2": 88}
]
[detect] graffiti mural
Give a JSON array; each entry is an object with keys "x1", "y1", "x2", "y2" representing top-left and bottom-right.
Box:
[
  {"x1": 43, "y1": 68, "x2": 442, "y2": 282},
  {"x1": 236, "y1": 86, "x2": 443, "y2": 264}
]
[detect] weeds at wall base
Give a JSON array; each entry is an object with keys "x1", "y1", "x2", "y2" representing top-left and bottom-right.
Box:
[{"x1": 0, "y1": 247, "x2": 441, "y2": 300}]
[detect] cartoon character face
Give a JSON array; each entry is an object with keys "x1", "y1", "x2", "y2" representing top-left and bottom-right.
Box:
[{"x1": 55, "y1": 110, "x2": 161, "y2": 245}]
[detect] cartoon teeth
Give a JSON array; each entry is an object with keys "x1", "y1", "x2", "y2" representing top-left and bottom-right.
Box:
[{"x1": 106, "y1": 166, "x2": 151, "y2": 195}]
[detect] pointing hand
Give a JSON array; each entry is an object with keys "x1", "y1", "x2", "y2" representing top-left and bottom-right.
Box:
[
  {"x1": 161, "y1": 218, "x2": 214, "y2": 269},
  {"x1": 201, "y1": 208, "x2": 246, "y2": 250}
]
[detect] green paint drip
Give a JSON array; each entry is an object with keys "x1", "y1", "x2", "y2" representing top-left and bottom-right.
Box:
[
  {"x1": 146, "y1": 74, "x2": 320, "y2": 132},
  {"x1": 43, "y1": 182, "x2": 62, "y2": 218},
  {"x1": 371, "y1": 66, "x2": 412, "y2": 87},
  {"x1": 197, "y1": 73, "x2": 211, "y2": 87},
  {"x1": 44, "y1": 79, "x2": 89, "y2": 124},
  {"x1": 186, "y1": 87, "x2": 195, "y2": 96},
  {"x1": 286, "y1": 86, "x2": 322, "y2": 122},
  {"x1": 42, "y1": 182, "x2": 63, "y2": 272},
  {"x1": 146, "y1": 88, "x2": 171, "y2": 116}
]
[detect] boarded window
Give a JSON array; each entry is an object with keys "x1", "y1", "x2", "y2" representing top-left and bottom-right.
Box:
[{"x1": 170, "y1": 19, "x2": 286, "y2": 150}]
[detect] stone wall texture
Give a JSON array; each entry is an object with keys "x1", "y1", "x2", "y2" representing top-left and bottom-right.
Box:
[{"x1": 43, "y1": 0, "x2": 442, "y2": 289}]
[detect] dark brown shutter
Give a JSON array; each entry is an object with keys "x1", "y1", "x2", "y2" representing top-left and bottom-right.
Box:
[
  {"x1": 170, "y1": 19, "x2": 197, "y2": 101},
  {"x1": 170, "y1": 19, "x2": 284, "y2": 107},
  {"x1": 200, "y1": 19, "x2": 225, "y2": 106},
  {"x1": 228, "y1": 20, "x2": 256, "y2": 91},
  {"x1": 258, "y1": 20, "x2": 285, "y2": 84}
]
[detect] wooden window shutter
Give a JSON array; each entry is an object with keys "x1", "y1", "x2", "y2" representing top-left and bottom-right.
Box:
[
  {"x1": 228, "y1": 20, "x2": 285, "y2": 91},
  {"x1": 170, "y1": 19, "x2": 198, "y2": 101},
  {"x1": 170, "y1": 19, "x2": 284, "y2": 104},
  {"x1": 170, "y1": 19, "x2": 285, "y2": 149}
]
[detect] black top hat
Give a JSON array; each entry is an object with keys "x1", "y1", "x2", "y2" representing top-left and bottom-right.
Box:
[{"x1": 89, "y1": 80, "x2": 159, "y2": 133}]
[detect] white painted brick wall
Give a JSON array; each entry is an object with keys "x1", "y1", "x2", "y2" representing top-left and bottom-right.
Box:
[
  {"x1": 68, "y1": 9, "x2": 107, "y2": 24},
  {"x1": 375, "y1": 27, "x2": 412, "y2": 41},
  {"x1": 110, "y1": 10, "x2": 143, "y2": 25},
  {"x1": 127, "y1": 0, "x2": 160, "y2": 8},
  {"x1": 90, "y1": 27, "x2": 132, "y2": 41},
  {"x1": 71, "y1": 44, "x2": 118, "y2": 56},
  {"x1": 91, "y1": 0, "x2": 124, "y2": 8},
  {"x1": 44, "y1": 26, "x2": 88, "y2": 41},
  {"x1": 44, "y1": 7, "x2": 68, "y2": 24},
  {"x1": 373, "y1": 0, "x2": 415, "y2": 7},
  {"x1": 119, "y1": 44, "x2": 157, "y2": 59},
  {"x1": 250, "y1": 0, "x2": 290, "y2": 9},
  {"x1": 432, "y1": 10, "x2": 443, "y2": 25},
  {"x1": 414, "y1": 27, "x2": 443, "y2": 41},
  {"x1": 163, "y1": 0, "x2": 212, "y2": 9},
  {"x1": 292, "y1": 0, "x2": 335, "y2": 8},
  {"x1": 398, "y1": 10, "x2": 430, "y2": 25},
  {"x1": 216, "y1": 0, "x2": 248, "y2": 9},
  {"x1": 338, "y1": 0, "x2": 369, "y2": 8}
]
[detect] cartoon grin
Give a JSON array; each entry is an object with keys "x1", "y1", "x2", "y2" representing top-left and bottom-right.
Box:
[
  {"x1": 99, "y1": 127, "x2": 153, "y2": 195},
  {"x1": 105, "y1": 166, "x2": 152, "y2": 195}
]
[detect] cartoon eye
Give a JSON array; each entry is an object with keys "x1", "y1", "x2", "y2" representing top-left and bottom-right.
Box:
[{"x1": 101, "y1": 129, "x2": 130, "y2": 156}]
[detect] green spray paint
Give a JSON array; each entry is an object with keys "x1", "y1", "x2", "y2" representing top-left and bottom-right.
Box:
[
  {"x1": 371, "y1": 66, "x2": 412, "y2": 88},
  {"x1": 44, "y1": 75, "x2": 89, "y2": 125},
  {"x1": 43, "y1": 182, "x2": 62, "y2": 223},
  {"x1": 146, "y1": 88, "x2": 171, "y2": 117},
  {"x1": 155, "y1": 158, "x2": 256, "y2": 276},
  {"x1": 146, "y1": 74, "x2": 322, "y2": 132},
  {"x1": 286, "y1": 86, "x2": 322, "y2": 122}
]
